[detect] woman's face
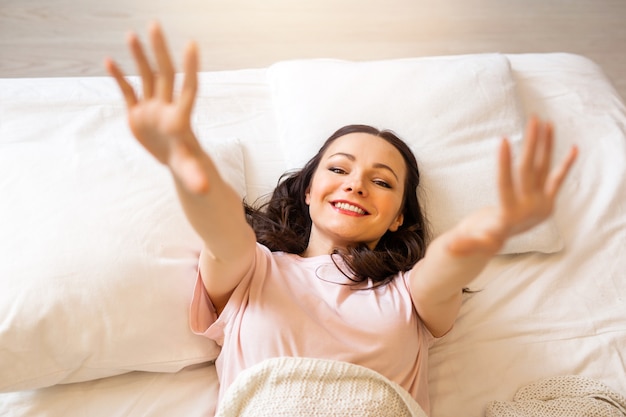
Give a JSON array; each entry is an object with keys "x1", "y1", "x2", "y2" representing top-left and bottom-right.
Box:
[{"x1": 304, "y1": 132, "x2": 407, "y2": 256}]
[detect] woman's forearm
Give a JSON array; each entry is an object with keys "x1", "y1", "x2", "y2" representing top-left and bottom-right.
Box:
[{"x1": 169, "y1": 148, "x2": 255, "y2": 263}]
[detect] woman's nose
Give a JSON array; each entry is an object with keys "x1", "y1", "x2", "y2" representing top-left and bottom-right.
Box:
[{"x1": 344, "y1": 176, "x2": 367, "y2": 196}]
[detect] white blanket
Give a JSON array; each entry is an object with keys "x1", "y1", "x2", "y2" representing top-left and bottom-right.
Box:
[
  {"x1": 486, "y1": 376, "x2": 626, "y2": 417},
  {"x1": 215, "y1": 357, "x2": 428, "y2": 417}
]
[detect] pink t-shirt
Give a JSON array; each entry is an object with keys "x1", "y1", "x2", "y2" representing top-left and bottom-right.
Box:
[{"x1": 190, "y1": 243, "x2": 436, "y2": 413}]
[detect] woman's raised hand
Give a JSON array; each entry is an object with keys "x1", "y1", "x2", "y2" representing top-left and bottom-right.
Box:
[
  {"x1": 448, "y1": 116, "x2": 578, "y2": 256},
  {"x1": 105, "y1": 22, "x2": 209, "y2": 194}
]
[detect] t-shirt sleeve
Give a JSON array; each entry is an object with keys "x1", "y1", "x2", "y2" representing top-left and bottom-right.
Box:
[
  {"x1": 189, "y1": 271, "x2": 218, "y2": 339},
  {"x1": 400, "y1": 269, "x2": 447, "y2": 347},
  {"x1": 188, "y1": 243, "x2": 271, "y2": 346}
]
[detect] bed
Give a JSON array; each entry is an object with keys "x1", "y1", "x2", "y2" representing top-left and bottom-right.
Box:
[{"x1": 1, "y1": 52, "x2": 625, "y2": 416}]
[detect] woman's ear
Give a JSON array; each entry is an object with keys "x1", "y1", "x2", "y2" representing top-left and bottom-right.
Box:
[
  {"x1": 305, "y1": 187, "x2": 311, "y2": 205},
  {"x1": 389, "y1": 213, "x2": 404, "y2": 232}
]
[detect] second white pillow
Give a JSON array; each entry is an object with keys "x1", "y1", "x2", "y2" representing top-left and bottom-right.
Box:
[{"x1": 267, "y1": 54, "x2": 563, "y2": 254}]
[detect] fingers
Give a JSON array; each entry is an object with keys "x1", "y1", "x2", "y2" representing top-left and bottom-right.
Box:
[
  {"x1": 500, "y1": 115, "x2": 577, "y2": 213},
  {"x1": 149, "y1": 22, "x2": 176, "y2": 102},
  {"x1": 534, "y1": 122, "x2": 553, "y2": 187},
  {"x1": 498, "y1": 138, "x2": 516, "y2": 210},
  {"x1": 519, "y1": 116, "x2": 557, "y2": 194},
  {"x1": 518, "y1": 116, "x2": 562, "y2": 194},
  {"x1": 518, "y1": 116, "x2": 577, "y2": 198},
  {"x1": 546, "y1": 145, "x2": 578, "y2": 199},
  {"x1": 519, "y1": 116, "x2": 541, "y2": 194},
  {"x1": 128, "y1": 32, "x2": 155, "y2": 99},
  {"x1": 179, "y1": 41, "x2": 199, "y2": 118},
  {"x1": 108, "y1": 22, "x2": 179, "y2": 103},
  {"x1": 104, "y1": 58, "x2": 138, "y2": 108}
]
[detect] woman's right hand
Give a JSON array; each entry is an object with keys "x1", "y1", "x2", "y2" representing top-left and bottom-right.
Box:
[{"x1": 105, "y1": 22, "x2": 209, "y2": 194}]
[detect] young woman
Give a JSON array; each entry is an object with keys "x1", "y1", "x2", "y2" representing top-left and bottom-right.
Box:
[{"x1": 105, "y1": 23, "x2": 578, "y2": 414}]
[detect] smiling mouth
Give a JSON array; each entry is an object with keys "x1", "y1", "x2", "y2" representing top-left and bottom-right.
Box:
[{"x1": 332, "y1": 202, "x2": 368, "y2": 215}]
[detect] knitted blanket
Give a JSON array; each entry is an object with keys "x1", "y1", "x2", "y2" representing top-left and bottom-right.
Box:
[
  {"x1": 214, "y1": 357, "x2": 428, "y2": 417},
  {"x1": 486, "y1": 375, "x2": 626, "y2": 417}
]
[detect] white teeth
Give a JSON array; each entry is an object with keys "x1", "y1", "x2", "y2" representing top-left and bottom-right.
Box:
[{"x1": 334, "y1": 202, "x2": 366, "y2": 215}]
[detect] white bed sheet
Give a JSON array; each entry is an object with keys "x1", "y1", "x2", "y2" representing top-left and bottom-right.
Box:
[
  {"x1": 0, "y1": 364, "x2": 219, "y2": 417},
  {"x1": 0, "y1": 53, "x2": 624, "y2": 417}
]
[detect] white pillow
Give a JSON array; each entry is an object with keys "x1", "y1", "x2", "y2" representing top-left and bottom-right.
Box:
[
  {"x1": 267, "y1": 54, "x2": 563, "y2": 254},
  {"x1": 0, "y1": 77, "x2": 244, "y2": 391}
]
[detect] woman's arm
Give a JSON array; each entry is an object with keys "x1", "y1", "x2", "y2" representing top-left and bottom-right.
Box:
[
  {"x1": 409, "y1": 117, "x2": 578, "y2": 337},
  {"x1": 105, "y1": 22, "x2": 256, "y2": 313}
]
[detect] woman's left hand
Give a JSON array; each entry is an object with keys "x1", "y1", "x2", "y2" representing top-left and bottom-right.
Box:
[{"x1": 448, "y1": 116, "x2": 578, "y2": 256}]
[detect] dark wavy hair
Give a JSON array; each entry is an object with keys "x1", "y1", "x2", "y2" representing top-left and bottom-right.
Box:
[{"x1": 244, "y1": 124, "x2": 430, "y2": 286}]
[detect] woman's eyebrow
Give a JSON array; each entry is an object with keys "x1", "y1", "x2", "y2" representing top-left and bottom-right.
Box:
[{"x1": 328, "y1": 152, "x2": 399, "y2": 181}]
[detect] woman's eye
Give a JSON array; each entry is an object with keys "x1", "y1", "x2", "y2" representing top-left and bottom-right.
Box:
[
  {"x1": 374, "y1": 179, "x2": 392, "y2": 189},
  {"x1": 329, "y1": 167, "x2": 346, "y2": 174}
]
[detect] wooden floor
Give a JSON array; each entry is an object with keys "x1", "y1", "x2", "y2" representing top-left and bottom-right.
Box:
[{"x1": 0, "y1": 0, "x2": 625, "y2": 100}]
